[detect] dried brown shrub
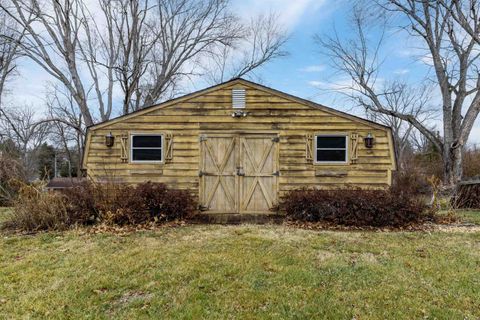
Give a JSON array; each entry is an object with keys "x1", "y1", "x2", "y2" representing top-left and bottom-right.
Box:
[
  {"x1": 61, "y1": 181, "x2": 197, "y2": 226},
  {"x1": 463, "y1": 147, "x2": 480, "y2": 179},
  {"x1": 281, "y1": 187, "x2": 435, "y2": 228},
  {"x1": 0, "y1": 155, "x2": 27, "y2": 206},
  {"x1": 4, "y1": 182, "x2": 69, "y2": 231},
  {"x1": 3, "y1": 180, "x2": 197, "y2": 231},
  {"x1": 451, "y1": 182, "x2": 480, "y2": 209}
]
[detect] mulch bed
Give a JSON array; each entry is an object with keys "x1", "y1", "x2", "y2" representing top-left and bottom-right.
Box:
[
  {"x1": 283, "y1": 220, "x2": 480, "y2": 232},
  {"x1": 3, "y1": 215, "x2": 477, "y2": 235},
  {"x1": 283, "y1": 220, "x2": 436, "y2": 232}
]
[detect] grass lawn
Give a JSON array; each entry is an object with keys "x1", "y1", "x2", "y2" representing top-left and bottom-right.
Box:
[
  {"x1": 0, "y1": 207, "x2": 11, "y2": 224},
  {"x1": 451, "y1": 210, "x2": 480, "y2": 225},
  {"x1": 1, "y1": 213, "x2": 479, "y2": 319}
]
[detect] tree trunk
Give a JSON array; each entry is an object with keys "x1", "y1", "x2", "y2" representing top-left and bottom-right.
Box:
[{"x1": 443, "y1": 145, "x2": 463, "y2": 189}]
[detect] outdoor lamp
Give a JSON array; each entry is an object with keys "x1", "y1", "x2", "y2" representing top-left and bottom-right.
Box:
[
  {"x1": 231, "y1": 110, "x2": 248, "y2": 118},
  {"x1": 364, "y1": 133, "x2": 374, "y2": 148},
  {"x1": 105, "y1": 132, "x2": 115, "y2": 147}
]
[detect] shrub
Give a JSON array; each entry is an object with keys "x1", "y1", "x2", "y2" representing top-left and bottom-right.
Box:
[
  {"x1": 451, "y1": 182, "x2": 480, "y2": 209},
  {"x1": 0, "y1": 154, "x2": 28, "y2": 206},
  {"x1": 135, "y1": 182, "x2": 196, "y2": 222},
  {"x1": 392, "y1": 169, "x2": 430, "y2": 196},
  {"x1": 60, "y1": 181, "x2": 100, "y2": 225},
  {"x1": 281, "y1": 188, "x2": 434, "y2": 228},
  {"x1": 62, "y1": 181, "x2": 196, "y2": 226},
  {"x1": 463, "y1": 147, "x2": 480, "y2": 179},
  {"x1": 3, "y1": 180, "x2": 197, "y2": 231},
  {"x1": 99, "y1": 183, "x2": 146, "y2": 225},
  {"x1": 5, "y1": 183, "x2": 70, "y2": 231}
]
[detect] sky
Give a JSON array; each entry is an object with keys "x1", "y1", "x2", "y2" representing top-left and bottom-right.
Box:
[{"x1": 6, "y1": 0, "x2": 480, "y2": 144}]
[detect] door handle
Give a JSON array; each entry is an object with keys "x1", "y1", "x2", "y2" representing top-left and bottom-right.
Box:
[{"x1": 236, "y1": 167, "x2": 245, "y2": 176}]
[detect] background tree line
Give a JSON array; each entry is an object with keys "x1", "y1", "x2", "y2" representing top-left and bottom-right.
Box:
[
  {"x1": 1, "y1": 0, "x2": 480, "y2": 206},
  {"x1": 0, "y1": 0, "x2": 288, "y2": 204}
]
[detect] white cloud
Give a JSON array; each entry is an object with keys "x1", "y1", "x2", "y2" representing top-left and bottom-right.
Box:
[
  {"x1": 309, "y1": 76, "x2": 385, "y2": 93},
  {"x1": 397, "y1": 49, "x2": 415, "y2": 57},
  {"x1": 308, "y1": 78, "x2": 357, "y2": 96},
  {"x1": 308, "y1": 80, "x2": 326, "y2": 88},
  {"x1": 300, "y1": 65, "x2": 326, "y2": 72},
  {"x1": 232, "y1": 0, "x2": 327, "y2": 30},
  {"x1": 6, "y1": 60, "x2": 51, "y2": 108},
  {"x1": 419, "y1": 54, "x2": 434, "y2": 66},
  {"x1": 393, "y1": 69, "x2": 410, "y2": 75}
]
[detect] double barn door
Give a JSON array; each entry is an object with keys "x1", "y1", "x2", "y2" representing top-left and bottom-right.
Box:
[{"x1": 200, "y1": 134, "x2": 278, "y2": 214}]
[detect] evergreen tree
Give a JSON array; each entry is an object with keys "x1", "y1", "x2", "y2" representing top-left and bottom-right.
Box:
[{"x1": 36, "y1": 143, "x2": 56, "y2": 179}]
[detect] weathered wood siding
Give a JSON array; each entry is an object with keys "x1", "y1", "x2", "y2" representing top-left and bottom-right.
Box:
[{"x1": 83, "y1": 80, "x2": 396, "y2": 198}]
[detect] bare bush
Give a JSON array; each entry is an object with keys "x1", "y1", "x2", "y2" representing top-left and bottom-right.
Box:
[{"x1": 4, "y1": 182, "x2": 69, "y2": 231}]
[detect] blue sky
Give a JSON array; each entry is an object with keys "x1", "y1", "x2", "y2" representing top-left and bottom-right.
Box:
[
  {"x1": 227, "y1": 0, "x2": 480, "y2": 144},
  {"x1": 228, "y1": 0, "x2": 431, "y2": 106},
  {"x1": 7, "y1": 0, "x2": 480, "y2": 144}
]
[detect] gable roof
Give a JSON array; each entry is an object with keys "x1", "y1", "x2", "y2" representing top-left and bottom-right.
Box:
[{"x1": 88, "y1": 78, "x2": 390, "y2": 131}]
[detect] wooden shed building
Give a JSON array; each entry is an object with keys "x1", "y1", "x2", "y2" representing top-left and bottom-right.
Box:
[{"x1": 82, "y1": 78, "x2": 396, "y2": 217}]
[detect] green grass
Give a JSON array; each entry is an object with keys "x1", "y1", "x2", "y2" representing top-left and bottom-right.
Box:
[
  {"x1": 1, "y1": 224, "x2": 479, "y2": 319},
  {"x1": 453, "y1": 210, "x2": 480, "y2": 225},
  {"x1": 435, "y1": 209, "x2": 480, "y2": 225},
  {"x1": 0, "y1": 207, "x2": 11, "y2": 224}
]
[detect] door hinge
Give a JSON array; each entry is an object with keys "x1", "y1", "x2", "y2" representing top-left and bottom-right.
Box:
[
  {"x1": 271, "y1": 137, "x2": 280, "y2": 143},
  {"x1": 199, "y1": 170, "x2": 205, "y2": 177},
  {"x1": 272, "y1": 171, "x2": 280, "y2": 176},
  {"x1": 199, "y1": 135, "x2": 207, "y2": 142},
  {"x1": 199, "y1": 205, "x2": 208, "y2": 211}
]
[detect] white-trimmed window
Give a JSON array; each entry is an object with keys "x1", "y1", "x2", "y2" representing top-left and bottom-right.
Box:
[
  {"x1": 131, "y1": 134, "x2": 163, "y2": 162},
  {"x1": 315, "y1": 135, "x2": 348, "y2": 163}
]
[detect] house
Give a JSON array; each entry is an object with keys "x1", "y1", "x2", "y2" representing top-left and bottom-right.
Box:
[
  {"x1": 82, "y1": 78, "x2": 396, "y2": 218},
  {"x1": 45, "y1": 177, "x2": 86, "y2": 191}
]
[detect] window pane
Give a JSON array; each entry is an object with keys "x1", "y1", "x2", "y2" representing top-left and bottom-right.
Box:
[
  {"x1": 132, "y1": 149, "x2": 162, "y2": 161},
  {"x1": 316, "y1": 150, "x2": 346, "y2": 162},
  {"x1": 132, "y1": 135, "x2": 162, "y2": 148},
  {"x1": 316, "y1": 136, "x2": 346, "y2": 148}
]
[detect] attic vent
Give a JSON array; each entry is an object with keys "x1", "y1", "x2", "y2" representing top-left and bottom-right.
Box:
[{"x1": 232, "y1": 88, "x2": 245, "y2": 108}]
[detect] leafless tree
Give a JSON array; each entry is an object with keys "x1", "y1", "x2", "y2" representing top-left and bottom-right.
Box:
[
  {"x1": 0, "y1": 9, "x2": 24, "y2": 109},
  {"x1": 109, "y1": 0, "x2": 152, "y2": 114},
  {"x1": 318, "y1": 2, "x2": 480, "y2": 187},
  {"x1": 0, "y1": 0, "x2": 98, "y2": 125},
  {"x1": 410, "y1": 128, "x2": 439, "y2": 153},
  {"x1": 365, "y1": 81, "x2": 436, "y2": 168},
  {"x1": 77, "y1": 1, "x2": 121, "y2": 122},
  {"x1": 45, "y1": 84, "x2": 85, "y2": 176},
  {"x1": 202, "y1": 12, "x2": 289, "y2": 84},
  {"x1": 1, "y1": 0, "x2": 287, "y2": 124},
  {"x1": 0, "y1": 104, "x2": 50, "y2": 179},
  {"x1": 139, "y1": 0, "x2": 241, "y2": 108},
  {"x1": 77, "y1": 0, "x2": 150, "y2": 117},
  {"x1": 381, "y1": 0, "x2": 480, "y2": 187},
  {"x1": 81, "y1": 0, "x2": 287, "y2": 113},
  {"x1": 316, "y1": 9, "x2": 436, "y2": 171}
]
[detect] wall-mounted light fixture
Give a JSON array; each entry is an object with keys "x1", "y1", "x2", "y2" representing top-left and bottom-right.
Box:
[
  {"x1": 105, "y1": 132, "x2": 115, "y2": 147},
  {"x1": 231, "y1": 110, "x2": 248, "y2": 118},
  {"x1": 364, "y1": 132, "x2": 374, "y2": 148}
]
